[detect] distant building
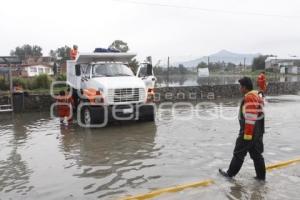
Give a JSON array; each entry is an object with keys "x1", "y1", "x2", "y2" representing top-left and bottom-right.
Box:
[
  {"x1": 197, "y1": 68, "x2": 209, "y2": 77},
  {"x1": 24, "y1": 56, "x2": 54, "y2": 65},
  {"x1": 0, "y1": 55, "x2": 55, "y2": 77},
  {"x1": 265, "y1": 57, "x2": 300, "y2": 74},
  {"x1": 20, "y1": 65, "x2": 54, "y2": 77},
  {"x1": 0, "y1": 64, "x2": 54, "y2": 78}
]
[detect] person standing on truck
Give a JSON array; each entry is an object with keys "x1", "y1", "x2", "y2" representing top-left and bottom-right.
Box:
[
  {"x1": 70, "y1": 45, "x2": 78, "y2": 60},
  {"x1": 57, "y1": 90, "x2": 74, "y2": 124},
  {"x1": 257, "y1": 71, "x2": 267, "y2": 97},
  {"x1": 219, "y1": 77, "x2": 266, "y2": 181}
]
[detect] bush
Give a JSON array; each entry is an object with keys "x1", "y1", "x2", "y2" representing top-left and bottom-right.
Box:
[
  {"x1": 24, "y1": 78, "x2": 36, "y2": 90},
  {"x1": 1, "y1": 75, "x2": 52, "y2": 91},
  {"x1": 33, "y1": 74, "x2": 51, "y2": 89},
  {"x1": 0, "y1": 77, "x2": 9, "y2": 90},
  {"x1": 13, "y1": 77, "x2": 28, "y2": 89},
  {"x1": 56, "y1": 74, "x2": 66, "y2": 82}
]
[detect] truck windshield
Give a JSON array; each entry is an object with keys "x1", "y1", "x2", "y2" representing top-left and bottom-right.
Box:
[{"x1": 92, "y1": 63, "x2": 134, "y2": 77}]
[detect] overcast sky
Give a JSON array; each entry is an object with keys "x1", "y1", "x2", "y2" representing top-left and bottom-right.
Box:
[{"x1": 1, "y1": 0, "x2": 300, "y2": 64}]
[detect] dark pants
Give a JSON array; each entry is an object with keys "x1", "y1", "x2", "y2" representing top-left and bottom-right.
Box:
[
  {"x1": 72, "y1": 89, "x2": 79, "y2": 113},
  {"x1": 227, "y1": 135, "x2": 266, "y2": 179}
]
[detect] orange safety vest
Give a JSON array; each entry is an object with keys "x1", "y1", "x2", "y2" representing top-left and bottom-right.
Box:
[
  {"x1": 241, "y1": 90, "x2": 264, "y2": 140},
  {"x1": 70, "y1": 49, "x2": 78, "y2": 60},
  {"x1": 257, "y1": 74, "x2": 266, "y2": 92},
  {"x1": 56, "y1": 96, "x2": 73, "y2": 118}
]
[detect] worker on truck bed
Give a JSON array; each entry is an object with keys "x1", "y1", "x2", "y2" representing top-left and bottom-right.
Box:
[
  {"x1": 57, "y1": 90, "x2": 74, "y2": 124},
  {"x1": 257, "y1": 71, "x2": 267, "y2": 97},
  {"x1": 219, "y1": 77, "x2": 266, "y2": 181},
  {"x1": 70, "y1": 45, "x2": 78, "y2": 60}
]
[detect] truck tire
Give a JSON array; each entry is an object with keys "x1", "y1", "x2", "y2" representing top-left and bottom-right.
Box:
[
  {"x1": 143, "y1": 112, "x2": 155, "y2": 121},
  {"x1": 138, "y1": 104, "x2": 155, "y2": 122},
  {"x1": 80, "y1": 106, "x2": 106, "y2": 126},
  {"x1": 81, "y1": 106, "x2": 92, "y2": 125}
]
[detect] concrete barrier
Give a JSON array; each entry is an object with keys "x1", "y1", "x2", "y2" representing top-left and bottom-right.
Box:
[
  {"x1": 0, "y1": 81, "x2": 299, "y2": 112},
  {"x1": 155, "y1": 81, "x2": 300, "y2": 102}
]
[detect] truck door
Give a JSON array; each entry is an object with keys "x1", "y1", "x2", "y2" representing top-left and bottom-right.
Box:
[{"x1": 136, "y1": 63, "x2": 156, "y2": 89}]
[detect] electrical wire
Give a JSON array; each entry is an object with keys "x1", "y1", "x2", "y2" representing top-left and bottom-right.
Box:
[{"x1": 112, "y1": 0, "x2": 300, "y2": 19}]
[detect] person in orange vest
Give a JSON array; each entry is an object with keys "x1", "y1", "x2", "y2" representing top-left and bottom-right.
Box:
[
  {"x1": 219, "y1": 77, "x2": 266, "y2": 181},
  {"x1": 70, "y1": 45, "x2": 78, "y2": 60},
  {"x1": 57, "y1": 90, "x2": 74, "y2": 124},
  {"x1": 257, "y1": 71, "x2": 267, "y2": 97}
]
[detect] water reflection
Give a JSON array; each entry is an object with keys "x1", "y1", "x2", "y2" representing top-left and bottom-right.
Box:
[
  {"x1": 0, "y1": 113, "x2": 48, "y2": 196},
  {"x1": 226, "y1": 181, "x2": 268, "y2": 200},
  {"x1": 58, "y1": 122, "x2": 158, "y2": 198}
]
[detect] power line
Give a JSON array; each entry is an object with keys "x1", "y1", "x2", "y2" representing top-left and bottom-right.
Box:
[{"x1": 112, "y1": 0, "x2": 300, "y2": 19}]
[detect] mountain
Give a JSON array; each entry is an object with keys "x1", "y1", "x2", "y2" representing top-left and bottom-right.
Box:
[{"x1": 176, "y1": 50, "x2": 260, "y2": 67}]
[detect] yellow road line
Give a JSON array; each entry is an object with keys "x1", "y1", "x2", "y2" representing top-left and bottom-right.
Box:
[
  {"x1": 266, "y1": 157, "x2": 300, "y2": 171},
  {"x1": 121, "y1": 179, "x2": 214, "y2": 200},
  {"x1": 120, "y1": 157, "x2": 300, "y2": 200}
]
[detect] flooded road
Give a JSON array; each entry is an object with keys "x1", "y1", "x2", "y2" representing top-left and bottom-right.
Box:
[{"x1": 1, "y1": 95, "x2": 300, "y2": 199}]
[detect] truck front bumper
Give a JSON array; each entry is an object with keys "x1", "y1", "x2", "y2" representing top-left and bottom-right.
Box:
[{"x1": 78, "y1": 103, "x2": 155, "y2": 126}]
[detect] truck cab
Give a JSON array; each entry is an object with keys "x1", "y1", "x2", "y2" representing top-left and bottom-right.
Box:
[{"x1": 67, "y1": 52, "x2": 155, "y2": 127}]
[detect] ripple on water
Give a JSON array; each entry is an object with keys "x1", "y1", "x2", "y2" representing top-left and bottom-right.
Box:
[{"x1": 279, "y1": 147, "x2": 294, "y2": 152}]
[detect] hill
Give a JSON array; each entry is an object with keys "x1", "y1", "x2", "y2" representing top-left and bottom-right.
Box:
[{"x1": 176, "y1": 50, "x2": 260, "y2": 67}]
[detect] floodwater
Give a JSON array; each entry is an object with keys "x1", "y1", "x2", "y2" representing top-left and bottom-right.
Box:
[
  {"x1": 1, "y1": 95, "x2": 300, "y2": 200},
  {"x1": 156, "y1": 74, "x2": 300, "y2": 87}
]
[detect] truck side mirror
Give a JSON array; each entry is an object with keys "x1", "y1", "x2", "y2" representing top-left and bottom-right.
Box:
[
  {"x1": 146, "y1": 64, "x2": 153, "y2": 76},
  {"x1": 75, "y1": 64, "x2": 81, "y2": 76}
]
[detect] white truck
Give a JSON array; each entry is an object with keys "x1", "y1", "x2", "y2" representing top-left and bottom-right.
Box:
[{"x1": 66, "y1": 52, "x2": 156, "y2": 127}]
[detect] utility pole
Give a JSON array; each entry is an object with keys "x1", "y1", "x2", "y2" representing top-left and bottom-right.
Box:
[
  {"x1": 167, "y1": 57, "x2": 170, "y2": 87},
  {"x1": 244, "y1": 57, "x2": 246, "y2": 74},
  {"x1": 207, "y1": 56, "x2": 210, "y2": 85},
  {"x1": 9, "y1": 63, "x2": 13, "y2": 110}
]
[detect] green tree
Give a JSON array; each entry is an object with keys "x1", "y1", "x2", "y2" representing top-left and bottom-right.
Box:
[
  {"x1": 225, "y1": 62, "x2": 236, "y2": 71},
  {"x1": 109, "y1": 40, "x2": 129, "y2": 52},
  {"x1": 294, "y1": 60, "x2": 300, "y2": 67},
  {"x1": 252, "y1": 55, "x2": 269, "y2": 71},
  {"x1": 49, "y1": 50, "x2": 56, "y2": 60},
  {"x1": 10, "y1": 44, "x2": 43, "y2": 61},
  {"x1": 49, "y1": 46, "x2": 71, "y2": 63},
  {"x1": 178, "y1": 64, "x2": 188, "y2": 74},
  {"x1": 197, "y1": 62, "x2": 208, "y2": 69}
]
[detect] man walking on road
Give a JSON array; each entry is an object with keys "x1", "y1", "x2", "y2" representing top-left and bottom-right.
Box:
[{"x1": 219, "y1": 77, "x2": 266, "y2": 181}]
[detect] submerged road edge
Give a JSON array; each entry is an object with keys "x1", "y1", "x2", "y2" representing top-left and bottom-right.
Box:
[
  {"x1": 120, "y1": 179, "x2": 214, "y2": 200},
  {"x1": 120, "y1": 157, "x2": 300, "y2": 200},
  {"x1": 266, "y1": 157, "x2": 300, "y2": 171}
]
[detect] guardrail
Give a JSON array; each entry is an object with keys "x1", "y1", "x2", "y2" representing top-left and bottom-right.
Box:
[{"x1": 0, "y1": 104, "x2": 13, "y2": 112}]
